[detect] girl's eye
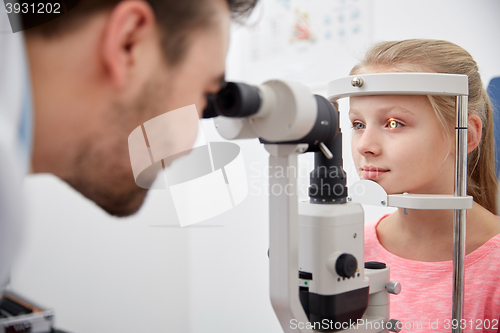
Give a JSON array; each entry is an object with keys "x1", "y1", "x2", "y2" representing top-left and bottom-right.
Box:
[
  {"x1": 351, "y1": 121, "x2": 365, "y2": 130},
  {"x1": 387, "y1": 119, "x2": 404, "y2": 129}
]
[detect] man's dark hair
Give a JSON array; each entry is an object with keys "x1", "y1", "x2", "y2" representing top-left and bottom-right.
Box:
[{"x1": 25, "y1": 0, "x2": 258, "y2": 65}]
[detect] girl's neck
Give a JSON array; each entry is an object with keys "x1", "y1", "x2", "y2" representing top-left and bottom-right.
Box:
[
  {"x1": 393, "y1": 207, "x2": 454, "y2": 238},
  {"x1": 376, "y1": 202, "x2": 500, "y2": 262}
]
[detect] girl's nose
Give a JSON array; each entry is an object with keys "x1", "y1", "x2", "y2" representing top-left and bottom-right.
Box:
[{"x1": 356, "y1": 127, "x2": 382, "y2": 157}]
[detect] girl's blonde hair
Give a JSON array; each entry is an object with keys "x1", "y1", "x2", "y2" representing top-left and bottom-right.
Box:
[{"x1": 350, "y1": 39, "x2": 498, "y2": 214}]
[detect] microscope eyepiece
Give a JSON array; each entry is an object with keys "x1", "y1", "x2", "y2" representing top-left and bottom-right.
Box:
[{"x1": 215, "y1": 82, "x2": 261, "y2": 118}]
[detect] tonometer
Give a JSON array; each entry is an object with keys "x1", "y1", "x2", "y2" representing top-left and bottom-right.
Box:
[{"x1": 203, "y1": 72, "x2": 471, "y2": 333}]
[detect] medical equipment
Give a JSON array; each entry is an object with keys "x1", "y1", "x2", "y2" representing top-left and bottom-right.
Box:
[
  {"x1": 203, "y1": 73, "x2": 471, "y2": 332},
  {"x1": 0, "y1": 291, "x2": 65, "y2": 333}
]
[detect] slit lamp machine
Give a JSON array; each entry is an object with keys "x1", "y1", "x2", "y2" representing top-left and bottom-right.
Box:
[{"x1": 203, "y1": 73, "x2": 471, "y2": 333}]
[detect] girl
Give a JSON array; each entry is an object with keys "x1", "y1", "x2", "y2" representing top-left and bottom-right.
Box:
[{"x1": 349, "y1": 39, "x2": 500, "y2": 332}]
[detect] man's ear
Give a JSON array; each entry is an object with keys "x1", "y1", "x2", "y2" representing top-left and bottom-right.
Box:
[
  {"x1": 101, "y1": 1, "x2": 156, "y2": 88},
  {"x1": 467, "y1": 114, "x2": 482, "y2": 153}
]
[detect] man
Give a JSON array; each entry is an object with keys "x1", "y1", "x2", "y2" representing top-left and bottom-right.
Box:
[
  {"x1": 24, "y1": 0, "x2": 256, "y2": 217},
  {"x1": 0, "y1": 0, "x2": 256, "y2": 293}
]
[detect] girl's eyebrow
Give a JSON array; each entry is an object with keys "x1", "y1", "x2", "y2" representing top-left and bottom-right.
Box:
[{"x1": 349, "y1": 106, "x2": 416, "y2": 117}]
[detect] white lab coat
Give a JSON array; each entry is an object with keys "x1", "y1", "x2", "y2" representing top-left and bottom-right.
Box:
[{"x1": 0, "y1": 6, "x2": 32, "y2": 293}]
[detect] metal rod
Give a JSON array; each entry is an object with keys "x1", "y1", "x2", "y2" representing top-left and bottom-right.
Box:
[
  {"x1": 452, "y1": 95, "x2": 468, "y2": 333},
  {"x1": 266, "y1": 144, "x2": 313, "y2": 333}
]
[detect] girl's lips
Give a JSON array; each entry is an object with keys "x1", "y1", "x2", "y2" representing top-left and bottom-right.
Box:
[
  {"x1": 362, "y1": 166, "x2": 389, "y2": 179},
  {"x1": 363, "y1": 170, "x2": 389, "y2": 179}
]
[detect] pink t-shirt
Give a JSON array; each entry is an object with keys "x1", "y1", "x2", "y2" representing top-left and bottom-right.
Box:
[{"x1": 365, "y1": 214, "x2": 500, "y2": 332}]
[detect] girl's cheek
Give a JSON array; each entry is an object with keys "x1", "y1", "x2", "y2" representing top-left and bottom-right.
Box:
[{"x1": 351, "y1": 139, "x2": 362, "y2": 163}]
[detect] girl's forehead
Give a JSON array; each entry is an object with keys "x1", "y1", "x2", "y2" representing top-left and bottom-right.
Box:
[{"x1": 349, "y1": 94, "x2": 432, "y2": 115}]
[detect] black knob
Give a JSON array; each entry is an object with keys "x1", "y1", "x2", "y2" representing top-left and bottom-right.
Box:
[
  {"x1": 364, "y1": 261, "x2": 386, "y2": 270},
  {"x1": 335, "y1": 253, "x2": 358, "y2": 278}
]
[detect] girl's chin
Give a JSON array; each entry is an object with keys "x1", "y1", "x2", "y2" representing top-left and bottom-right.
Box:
[{"x1": 357, "y1": 174, "x2": 408, "y2": 194}]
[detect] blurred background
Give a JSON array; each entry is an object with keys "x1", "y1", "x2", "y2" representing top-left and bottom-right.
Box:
[{"x1": 10, "y1": 0, "x2": 500, "y2": 332}]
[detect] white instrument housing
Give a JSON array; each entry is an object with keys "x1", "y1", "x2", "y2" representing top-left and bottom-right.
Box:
[{"x1": 214, "y1": 80, "x2": 317, "y2": 142}]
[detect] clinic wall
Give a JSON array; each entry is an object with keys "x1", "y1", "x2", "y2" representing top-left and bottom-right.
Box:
[
  {"x1": 371, "y1": 0, "x2": 500, "y2": 85},
  {"x1": 188, "y1": 1, "x2": 500, "y2": 333},
  {"x1": 12, "y1": 176, "x2": 191, "y2": 332}
]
